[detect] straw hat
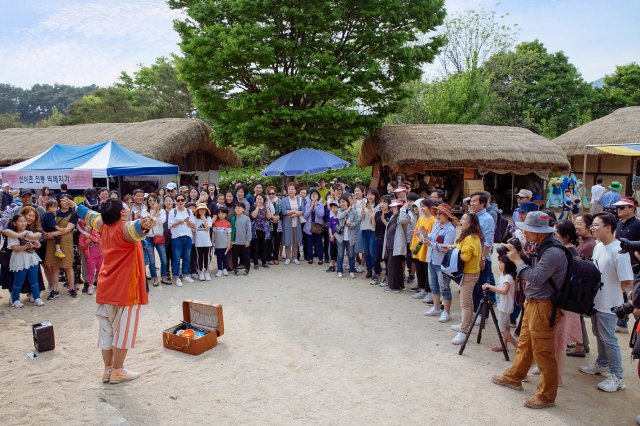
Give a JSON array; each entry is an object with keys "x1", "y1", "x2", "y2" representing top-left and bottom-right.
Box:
[
  {"x1": 195, "y1": 203, "x2": 210, "y2": 216},
  {"x1": 430, "y1": 203, "x2": 457, "y2": 226}
]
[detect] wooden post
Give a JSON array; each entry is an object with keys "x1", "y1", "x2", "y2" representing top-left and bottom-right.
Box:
[{"x1": 582, "y1": 148, "x2": 588, "y2": 213}]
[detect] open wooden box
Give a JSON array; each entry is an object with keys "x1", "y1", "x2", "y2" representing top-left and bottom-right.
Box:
[{"x1": 163, "y1": 300, "x2": 224, "y2": 355}]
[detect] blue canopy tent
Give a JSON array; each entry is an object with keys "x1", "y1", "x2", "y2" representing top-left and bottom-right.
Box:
[
  {"x1": 1, "y1": 140, "x2": 179, "y2": 178},
  {"x1": 260, "y1": 148, "x2": 349, "y2": 176}
]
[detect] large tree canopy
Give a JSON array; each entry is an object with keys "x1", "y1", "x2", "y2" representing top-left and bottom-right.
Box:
[{"x1": 168, "y1": 0, "x2": 446, "y2": 153}]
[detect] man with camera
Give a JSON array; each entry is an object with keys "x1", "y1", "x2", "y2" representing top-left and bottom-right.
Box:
[
  {"x1": 579, "y1": 213, "x2": 633, "y2": 392},
  {"x1": 612, "y1": 198, "x2": 640, "y2": 333},
  {"x1": 491, "y1": 211, "x2": 566, "y2": 409}
]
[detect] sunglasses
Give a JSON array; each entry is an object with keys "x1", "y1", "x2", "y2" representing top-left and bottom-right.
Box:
[
  {"x1": 149, "y1": 200, "x2": 157, "y2": 203},
  {"x1": 176, "y1": 199, "x2": 185, "y2": 203},
  {"x1": 268, "y1": 192, "x2": 276, "y2": 195},
  {"x1": 616, "y1": 205, "x2": 632, "y2": 210},
  {"x1": 434, "y1": 212, "x2": 443, "y2": 216}
]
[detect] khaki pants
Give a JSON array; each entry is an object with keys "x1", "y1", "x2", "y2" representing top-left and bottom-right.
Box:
[
  {"x1": 284, "y1": 227, "x2": 299, "y2": 260},
  {"x1": 502, "y1": 300, "x2": 561, "y2": 402},
  {"x1": 459, "y1": 272, "x2": 479, "y2": 334}
]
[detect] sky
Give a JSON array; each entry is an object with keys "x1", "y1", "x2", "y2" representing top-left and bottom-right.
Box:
[{"x1": 0, "y1": 0, "x2": 638, "y2": 89}]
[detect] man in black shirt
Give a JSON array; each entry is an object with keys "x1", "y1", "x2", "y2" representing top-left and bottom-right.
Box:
[
  {"x1": 371, "y1": 195, "x2": 393, "y2": 285},
  {"x1": 613, "y1": 198, "x2": 640, "y2": 333}
]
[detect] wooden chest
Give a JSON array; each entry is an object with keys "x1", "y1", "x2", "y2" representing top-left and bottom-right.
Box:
[{"x1": 163, "y1": 300, "x2": 224, "y2": 356}]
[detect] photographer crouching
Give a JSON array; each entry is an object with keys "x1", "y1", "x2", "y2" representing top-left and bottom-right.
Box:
[{"x1": 491, "y1": 211, "x2": 566, "y2": 409}]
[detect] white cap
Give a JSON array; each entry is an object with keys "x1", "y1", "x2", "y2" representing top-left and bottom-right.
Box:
[
  {"x1": 166, "y1": 182, "x2": 177, "y2": 190},
  {"x1": 1, "y1": 183, "x2": 9, "y2": 188}
]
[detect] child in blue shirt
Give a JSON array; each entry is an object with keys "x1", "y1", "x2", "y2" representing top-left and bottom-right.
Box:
[{"x1": 42, "y1": 200, "x2": 65, "y2": 258}]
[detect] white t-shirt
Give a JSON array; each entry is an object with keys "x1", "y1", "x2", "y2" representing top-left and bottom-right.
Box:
[
  {"x1": 193, "y1": 217, "x2": 213, "y2": 247},
  {"x1": 290, "y1": 197, "x2": 298, "y2": 227},
  {"x1": 590, "y1": 184, "x2": 606, "y2": 203},
  {"x1": 168, "y1": 208, "x2": 195, "y2": 239},
  {"x1": 496, "y1": 274, "x2": 515, "y2": 314},
  {"x1": 592, "y1": 241, "x2": 634, "y2": 313}
]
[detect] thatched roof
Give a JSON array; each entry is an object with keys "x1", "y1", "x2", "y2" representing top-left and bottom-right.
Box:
[
  {"x1": 553, "y1": 106, "x2": 640, "y2": 157},
  {"x1": 0, "y1": 118, "x2": 242, "y2": 170},
  {"x1": 358, "y1": 124, "x2": 570, "y2": 175}
]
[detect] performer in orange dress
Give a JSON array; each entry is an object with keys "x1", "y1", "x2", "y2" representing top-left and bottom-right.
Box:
[{"x1": 68, "y1": 197, "x2": 155, "y2": 384}]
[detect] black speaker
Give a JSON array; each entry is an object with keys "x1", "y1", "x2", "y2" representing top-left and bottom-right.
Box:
[{"x1": 32, "y1": 321, "x2": 55, "y2": 352}]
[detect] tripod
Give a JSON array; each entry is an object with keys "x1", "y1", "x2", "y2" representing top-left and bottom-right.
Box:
[{"x1": 459, "y1": 289, "x2": 509, "y2": 361}]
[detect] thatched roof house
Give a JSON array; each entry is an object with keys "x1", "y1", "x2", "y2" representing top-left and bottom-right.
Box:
[
  {"x1": 359, "y1": 124, "x2": 570, "y2": 176},
  {"x1": 553, "y1": 106, "x2": 640, "y2": 157},
  {"x1": 0, "y1": 118, "x2": 242, "y2": 170},
  {"x1": 552, "y1": 106, "x2": 640, "y2": 196}
]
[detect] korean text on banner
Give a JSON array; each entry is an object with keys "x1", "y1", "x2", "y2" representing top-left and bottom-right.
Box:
[{"x1": 1, "y1": 170, "x2": 93, "y2": 189}]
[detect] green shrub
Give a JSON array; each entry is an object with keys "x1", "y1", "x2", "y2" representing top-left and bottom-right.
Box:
[{"x1": 218, "y1": 166, "x2": 372, "y2": 193}]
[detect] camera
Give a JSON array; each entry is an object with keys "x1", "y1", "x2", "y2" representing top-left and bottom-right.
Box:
[
  {"x1": 496, "y1": 237, "x2": 522, "y2": 257},
  {"x1": 618, "y1": 238, "x2": 640, "y2": 255},
  {"x1": 611, "y1": 302, "x2": 636, "y2": 320}
]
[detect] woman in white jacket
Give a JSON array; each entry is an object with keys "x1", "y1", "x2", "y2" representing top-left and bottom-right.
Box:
[{"x1": 143, "y1": 193, "x2": 168, "y2": 286}]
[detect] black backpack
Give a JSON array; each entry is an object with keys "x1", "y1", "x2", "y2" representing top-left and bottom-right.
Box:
[
  {"x1": 537, "y1": 238, "x2": 602, "y2": 326},
  {"x1": 494, "y1": 213, "x2": 509, "y2": 244}
]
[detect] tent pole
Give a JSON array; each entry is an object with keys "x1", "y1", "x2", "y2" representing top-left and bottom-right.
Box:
[
  {"x1": 582, "y1": 147, "x2": 588, "y2": 213},
  {"x1": 107, "y1": 176, "x2": 110, "y2": 191}
]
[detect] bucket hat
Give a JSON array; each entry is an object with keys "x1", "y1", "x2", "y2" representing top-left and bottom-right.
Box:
[
  {"x1": 515, "y1": 211, "x2": 556, "y2": 233},
  {"x1": 515, "y1": 201, "x2": 537, "y2": 213},
  {"x1": 608, "y1": 181, "x2": 623, "y2": 191}
]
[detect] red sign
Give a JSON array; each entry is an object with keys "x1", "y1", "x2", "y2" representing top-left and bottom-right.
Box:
[{"x1": 1, "y1": 170, "x2": 93, "y2": 189}]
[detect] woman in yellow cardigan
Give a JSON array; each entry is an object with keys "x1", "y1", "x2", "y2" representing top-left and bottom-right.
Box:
[{"x1": 449, "y1": 212, "x2": 483, "y2": 345}]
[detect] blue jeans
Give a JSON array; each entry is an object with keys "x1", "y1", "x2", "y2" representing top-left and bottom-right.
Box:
[
  {"x1": 171, "y1": 236, "x2": 192, "y2": 277},
  {"x1": 361, "y1": 230, "x2": 376, "y2": 272},
  {"x1": 374, "y1": 237, "x2": 384, "y2": 275},
  {"x1": 145, "y1": 236, "x2": 168, "y2": 279},
  {"x1": 591, "y1": 312, "x2": 623, "y2": 378},
  {"x1": 336, "y1": 240, "x2": 355, "y2": 273},
  {"x1": 305, "y1": 232, "x2": 323, "y2": 262},
  {"x1": 428, "y1": 263, "x2": 451, "y2": 302},
  {"x1": 13, "y1": 265, "x2": 40, "y2": 303}
]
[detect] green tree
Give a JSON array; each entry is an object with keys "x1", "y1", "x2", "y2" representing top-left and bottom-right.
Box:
[
  {"x1": 590, "y1": 62, "x2": 640, "y2": 117},
  {"x1": 64, "y1": 88, "x2": 145, "y2": 125},
  {"x1": 0, "y1": 113, "x2": 23, "y2": 130},
  {"x1": 436, "y1": 6, "x2": 520, "y2": 75},
  {"x1": 168, "y1": 0, "x2": 446, "y2": 154},
  {"x1": 481, "y1": 40, "x2": 595, "y2": 136}
]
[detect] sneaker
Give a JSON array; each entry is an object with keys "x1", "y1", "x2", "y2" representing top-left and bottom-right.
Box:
[
  {"x1": 175, "y1": 278, "x2": 183, "y2": 287},
  {"x1": 47, "y1": 291, "x2": 60, "y2": 300},
  {"x1": 475, "y1": 316, "x2": 482, "y2": 325},
  {"x1": 12, "y1": 300, "x2": 24, "y2": 308},
  {"x1": 33, "y1": 298, "x2": 45, "y2": 307},
  {"x1": 384, "y1": 288, "x2": 399, "y2": 293},
  {"x1": 215, "y1": 270, "x2": 223, "y2": 277},
  {"x1": 103, "y1": 366, "x2": 113, "y2": 383},
  {"x1": 423, "y1": 293, "x2": 433, "y2": 304},
  {"x1": 69, "y1": 289, "x2": 78, "y2": 298},
  {"x1": 349, "y1": 272, "x2": 356, "y2": 279},
  {"x1": 616, "y1": 325, "x2": 629, "y2": 333},
  {"x1": 183, "y1": 276, "x2": 195, "y2": 283},
  {"x1": 234, "y1": 269, "x2": 240, "y2": 276},
  {"x1": 425, "y1": 306, "x2": 441, "y2": 316},
  {"x1": 490, "y1": 375, "x2": 523, "y2": 391},
  {"x1": 199, "y1": 272, "x2": 205, "y2": 281},
  {"x1": 380, "y1": 277, "x2": 388, "y2": 287},
  {"x1": 262, "y1": 263, "x2": 269, "y2": 269},
  {"x1": 370, "y1": 275, "x2": 379, "y2": 285},
  {"x1": 54, "y1": 249, "x2": 66, "y2": 258},
  {"x1": 406, "y1": 274, "x2": 416, "y2": 284},
  {"x1": 451, "y1": 331, "x2": 467, "y2": 345},
  {"x1": 598, "y1": 375, "x2": 625, "y2": 392},
  {"x1": 326, "y1": 266, "x2": 335, "y2": 273},
  {"x1": 292, "y1": 259, "x2": 300, "y2": 265},
  {"x1": 191, "y1": 273, "x2": 199, "y2": 280},
  {"x1": 254, "y1": 265, "x2": 259, "y2": 270},
  {"x1": 285, "y1": 259, "x2": 291, "y2": 265},
  {"x1": 87, "y1": 286, "x2": 94, "y2": 295},
  {"x1": 243, "y1": 269, "x2": 249, "y2": 275},
  {"x1": 222, "y1": 269, "x2": 228, "y2": 276},
  {"x1": 438, "y1": 311, "x2": 451, "y2": 323},
  {"x1": 82, "y1": 285, "x2": 89, "y2": 293},
  {"x1": 28, "y1": 294, "x2": 35, "y2": 303},
  {"x1": 356, "y1": 265, "x2": 365, "y2": 273},
  {"x1": 109, "y1": 367, "x2": 141, "y2": 384},
  {"x1": 205, "y1": 272, "x2": 211, "y2": 281},
  {"x1": 410, "y1": 285, "x2": 420, "y2": 292},
  {"x1": 337, "y1": 272, "x2": 343, "y2": 278},
  {"x1": 399, "y1": 286, "x2": 407, "y2": 291},
  {"x1": 451, "y1": 324, "x2": 462, "y2": 332},
  {"x1": 413, "y1": 290, "x2": 426, "y2": 299},
  {"x1": 580, "y1": 362, "x2": 611, "y2": 376},
  {"x1": 365, "y1": 270, "x2": 372, "y2": 279}
]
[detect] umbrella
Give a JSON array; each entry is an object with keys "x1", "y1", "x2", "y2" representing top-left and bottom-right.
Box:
[{"x1": 260, "y1": 148, "x2": 349, "y2": 177}]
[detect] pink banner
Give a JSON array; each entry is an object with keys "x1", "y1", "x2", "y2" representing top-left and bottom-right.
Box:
[{"x1": 1, "y1": 170, "x2": 93, "y2": 189}]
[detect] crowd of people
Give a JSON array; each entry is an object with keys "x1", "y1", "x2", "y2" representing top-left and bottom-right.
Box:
[{"x1": 2, "y1": 177, "x2": 640, "y2": 416}]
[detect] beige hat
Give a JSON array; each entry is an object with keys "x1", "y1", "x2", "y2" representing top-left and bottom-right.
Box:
[
  {"x1": 195, "y1": 203, "x2": 210, "y2": 216},
  {"x1": 516, "y1": 189, "x2": 533, "y2": 198}
]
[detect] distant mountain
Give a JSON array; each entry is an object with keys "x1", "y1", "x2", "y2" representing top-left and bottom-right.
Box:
[{"x1": 592, "y1": 77, "x2": 605, "y2": 88}]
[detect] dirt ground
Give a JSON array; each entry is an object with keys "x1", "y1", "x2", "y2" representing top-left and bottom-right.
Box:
[{"x1": 1, "y1": 258, "x2": 639, "y2": 426}]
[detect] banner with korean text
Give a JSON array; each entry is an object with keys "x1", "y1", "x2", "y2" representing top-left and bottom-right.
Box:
[{"x1": 1, "y1": 170, "x2": 93, "y2": 189}]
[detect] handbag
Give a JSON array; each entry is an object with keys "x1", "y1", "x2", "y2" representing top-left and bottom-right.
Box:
[
  {"x1": 311, "y1": 211, "x2": 323, "y2": 235},
  {"x1": 153, "y1": 235, "x2": 166, "y2": 245}
]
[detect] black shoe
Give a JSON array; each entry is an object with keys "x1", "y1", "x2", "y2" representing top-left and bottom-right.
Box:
[
  {"x1": 47, "y1": 291, "x2": 60, "y2": 300},
  {"x1": 63, "y1": 281, "x2": 69, "y2": 287},
  {"x1": 82, "y1": 285, "x2": 89, "y2": 293},
  {"x1": 69, "y1": 289, "x2": 78, "y2": 298},
  {"x1": 365, "y1": 270, "x2": 373, "y2": 279},
  {"x1": 254, "y1": 265, "x2": 259, "y2": 270},
  {"x1": 326, "y1": 266, "x2": 335, "y2": 273},
  {"x1": 410, "y1": 285, "x2": 420, "y2": 292},
  {"x1": 407, "y1": 275, "x2": 416, "y2": 284},
  {"x1": 243, "y1": 269, "x2": 249, "y2": 275},
  {"x1": 234, "y1": 269, "x2": 239, "y2": 276},
  {"x1": 262, "y1": 263, "x2": 269, "y2": 269}
]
